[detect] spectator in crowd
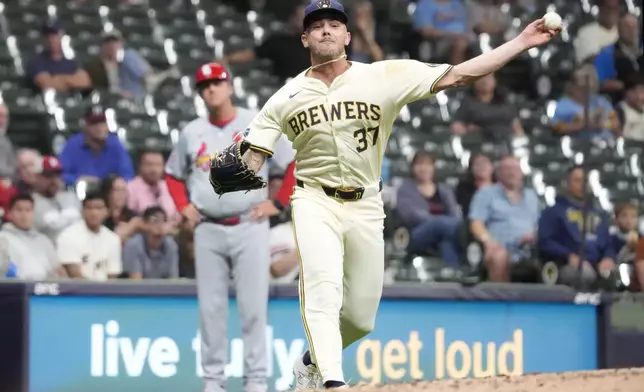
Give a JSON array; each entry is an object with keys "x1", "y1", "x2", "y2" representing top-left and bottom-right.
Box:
[
  {"x1": 413, "y1": 0, "x2": 470, "y2": 64},
  {"x1": 84, "y1": 29, "x2": 152, "y2": 100},
  {"x1": 127, "y1": 149, "x2": 180, "y2": 225},
  {"x1": 537, "y1": 166, "x2": 615, "y2": 287},
  {"x1": 616, "y1": 76, "x2": 644, "y2": 141},
  {"x1": 14, "y1": 148, "x2": 41, "y2": 194},
  {"x1": 455, "y1": 152, "x2": 495, "y2": 218},
  {"x1": 470, "y1": 156, "x2": 540, "y2": 282},
  {"x1": 32, "y1": 156, "x2": 82, "y2": 243},
  {"x1": 0, "y1": 178, "x2": 17, "y2": 223},
  {"x1": 573, "y1": 0, "x2": 620, "y2": 64},
  {"x1": 552, "y1": 64, "x2": 620, "y2": 141},
  {"x1": 467, "y1": 0, "x2": 511, "y2": 39},
  {"x1": 266, "y1": 174, "x2": 298, "y2": 283},
  {"x1": 610, "y1": 202, "x2": 639, "y2": 265},
  {"x1": 122, "y1": 206, "x2": 179, "y2": 279},
  {"x1": 0, "y1": 103, "x2": 15, "y2": 179},
  {"x1": 269, "y1": 221, "x2": 299, "y2": 283},
  {"x1": 59, "y1": 105, "x2": 134, "y2": 187},
  {"x1": 396, "y1": 151, "x2": 462, "y2": 266},
  {"x1": 595, "y1": 13, "x2": 642, "y2": 101},
  {"x1": 347, "y1": 0, "x2": 384, "y2": 63},
  {"x1": 223, "y1": 2, "x2": 309, "y2": 83},
  {"x1": 0, "y1": 194, "x2": 64, "y2": 279},
  {"x1": 57, "y1": 190, "x2": 122, "y2": 280},
  {"x1": 26, "y1": 19, "x2": 91, "y2": 92},
  {"x1": 101, "y1": 174, "x2": 141, "y2": 243},
  {"x1": 450, "y1": 73, "x2": 524, "y2": 141}
]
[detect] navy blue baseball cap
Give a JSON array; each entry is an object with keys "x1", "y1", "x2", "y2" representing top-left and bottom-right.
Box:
[
  {"x1": 303, "y1": 0, "x2": 348, "y2": 31},
  {"x1": 41, "y1": 18, "x2": 62, "y2": 35}
]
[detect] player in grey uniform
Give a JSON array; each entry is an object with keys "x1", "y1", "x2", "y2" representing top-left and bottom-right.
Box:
[{"x1": 165, "y1": 63, "x2": 294, "y2": 392}]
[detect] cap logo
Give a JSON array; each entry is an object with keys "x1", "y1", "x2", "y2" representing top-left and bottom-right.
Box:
[
  {"x1": 201, "y1": 65, "x2": 212, "y2": 76},
  {"x1": 48, "y1": 157, "x2": 58, "y2": 167},
  {"x1": 317, "y1": 0, "x2": 332, "y2": 9}
]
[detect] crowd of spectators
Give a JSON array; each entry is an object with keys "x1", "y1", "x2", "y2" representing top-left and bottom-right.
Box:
[
  {"x1": 0, "y1": 0, "x2": 642, "y2": 292},
  {"x1": 0, "y1": 100, "x2": 299, "y2": 283}
]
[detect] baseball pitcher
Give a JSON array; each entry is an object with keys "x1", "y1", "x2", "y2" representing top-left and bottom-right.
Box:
[
  {"x1": 165, "y1": 63, "x2": 293, "y2": 392},
  {"x1": 208, "y1": 0, "x2": 561, "y2": 389}
]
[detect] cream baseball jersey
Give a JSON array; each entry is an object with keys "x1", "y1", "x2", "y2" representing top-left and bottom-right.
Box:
[
  {"x1": 244, "y1": 59, "x2": 452, "y2": 188},
  {"x1": 166, "y1": 107, "x2": 294, "y2": 217}
]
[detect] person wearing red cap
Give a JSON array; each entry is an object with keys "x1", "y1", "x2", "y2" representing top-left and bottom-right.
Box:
[
  {"x1": 208, "y1": 0, "x2": 562, "y2": 388},
  {"x1": 31, "y1": 155, "x2": 82, "y2": 243},
  {"x1": 165, "y1": 62, "x2": 294, "y2": 392}
]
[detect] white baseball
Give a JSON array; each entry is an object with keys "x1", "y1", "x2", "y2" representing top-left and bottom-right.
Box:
[{"x1": 543, "y1": 12, "x2": 562, "y2": 30}]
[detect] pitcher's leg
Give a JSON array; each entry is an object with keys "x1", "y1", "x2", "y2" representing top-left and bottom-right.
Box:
[
  {"x1": 194, "y1": 223, "x2": 230, "y2": 392},
  {"x1": 230, "y1": 220, "x2": 271, "y2": 391},
  {"x1": 340, "y1": 199, "x2": 385, "y2": 349},
  {"x1": 292, "y1": 196, "x2": 345, "y2": 383}
]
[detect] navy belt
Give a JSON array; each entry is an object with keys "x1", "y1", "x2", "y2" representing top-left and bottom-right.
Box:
[{"x1": 296, "y1": 179, "x2": 382, "y2": 201}]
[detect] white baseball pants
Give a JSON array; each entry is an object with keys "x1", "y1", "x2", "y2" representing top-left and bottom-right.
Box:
[{"x1": 290, "y1": 182, "x2": 385, "y2": 384}]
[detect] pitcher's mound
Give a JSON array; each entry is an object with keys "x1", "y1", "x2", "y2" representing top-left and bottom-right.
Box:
[{"x1": 332, "y1": 368, "x2": 644, "y2": 392}]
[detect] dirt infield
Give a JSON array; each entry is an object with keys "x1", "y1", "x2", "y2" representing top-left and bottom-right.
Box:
[{"x1": 332, "y1": 368, "x2": 644, "y2": 392}]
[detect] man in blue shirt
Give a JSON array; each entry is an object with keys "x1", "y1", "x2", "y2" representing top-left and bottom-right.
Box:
[
  {"x1": 58, "y1": 105, "x2": 134, "y2": 187},
  {"x1": 26, "y1": 19, "x2": 92, "y2": 93},
  {"x1": 413, "y1": 0, "x2": 470, "y2": 64},
  {"x1": 122, "y1": 206, "x2": 179, "y2": 279},
  {"x1": 84, "y1": 29, "x2": 152, "y2": 100},
  {"x1": 469, "y1": 156, "x2": 541, "y2": 282},
  {"x1": 552, "y1": 65, "x2": 620, "y2": 141}
]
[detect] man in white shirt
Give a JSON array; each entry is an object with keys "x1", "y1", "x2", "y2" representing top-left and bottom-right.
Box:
[
  {"x1": 57, "y1": 189, "x2": 122, "y2": 280},
  {"x1": 0, "y1": 193, "x2": 64, "y2": 279},
  {"x1": 573, "y1": 0, "x2": 620, "y2": 63},
  {"x1": 617, "y1": 76, "x2": 644, "y2": 141}
]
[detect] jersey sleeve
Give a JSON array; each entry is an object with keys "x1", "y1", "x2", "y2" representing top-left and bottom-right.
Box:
[
  {"x1": 244, "y1": 102, "x2": 283, "y2": 157},
  {"x1": 381, "y1": 59, "x2": 453, "y2": 108},
  {"x1": 165, "y1": 127, "x2": 190, "y2": 180}
]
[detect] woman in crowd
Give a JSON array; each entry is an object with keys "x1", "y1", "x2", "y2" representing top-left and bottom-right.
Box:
[
  {"x1": 450, "y1": 73, "x2": 525, "y2": 141},
  {"x1": 396, "y1": 151, "x2": 462, "y2": 266},
  {"x1": 101, "y1": 174, "x2": 141, "y2": 243},
  {"x1": 455, "y1": 153, "x2": 496, "y2": 218}
]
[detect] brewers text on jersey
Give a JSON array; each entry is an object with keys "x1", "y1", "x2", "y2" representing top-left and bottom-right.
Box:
[{"x1": 287, "y1": 101, "x2": 381, "y2": 136}]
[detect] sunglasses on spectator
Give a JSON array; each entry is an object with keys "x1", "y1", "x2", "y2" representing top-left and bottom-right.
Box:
[{"x1": 145, "y1": 214, "x2": 167, "y2": 223}]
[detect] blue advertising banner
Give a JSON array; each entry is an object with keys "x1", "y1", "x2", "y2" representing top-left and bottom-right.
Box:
[{"x1": 28, "y1": 297, "x2": 597, "y2": 392}]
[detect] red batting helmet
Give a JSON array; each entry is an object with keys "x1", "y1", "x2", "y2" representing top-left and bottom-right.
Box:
[{"x1": 195, "y1": 62, "x2": 230, "y2": 87}]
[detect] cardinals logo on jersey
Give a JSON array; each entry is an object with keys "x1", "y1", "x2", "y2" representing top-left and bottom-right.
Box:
[
  {"x1": 194, "y1": 142, "x2": 214, "y2": 172},
  {"x1": 232, "y1": 128, "x2": 250, "y2": 143}
]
